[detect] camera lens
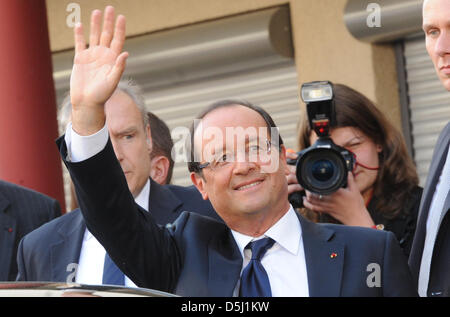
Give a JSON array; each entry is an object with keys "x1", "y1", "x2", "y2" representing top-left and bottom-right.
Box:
[
  {"x1": 311, "y1": 159, "x2": 335, "y2": 182},
  {"x1": 296, "y1": 148, "x2": 347, "y2": 195}
]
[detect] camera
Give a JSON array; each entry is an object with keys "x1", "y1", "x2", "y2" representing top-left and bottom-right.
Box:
[{"x1": 288, "y1": 81, "x2": 355, "y2": 208}]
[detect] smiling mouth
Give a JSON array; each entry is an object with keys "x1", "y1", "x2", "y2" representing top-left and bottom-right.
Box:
[{"x1": 235, "y1": 181, "x2": 263, "y2": 191}]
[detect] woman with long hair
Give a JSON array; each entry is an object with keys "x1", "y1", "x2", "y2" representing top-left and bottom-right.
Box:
[{"x1": 290, "y1": 83, "x2": 422, "y2": 256}]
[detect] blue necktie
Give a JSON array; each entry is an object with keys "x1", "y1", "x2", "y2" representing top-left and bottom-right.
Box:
[
  {"x1": 102, "y1": 253, "x2": 125, "y2": 286},
  {"x1": 239, "y1": 237, "x2": 275, "y2": 297}
]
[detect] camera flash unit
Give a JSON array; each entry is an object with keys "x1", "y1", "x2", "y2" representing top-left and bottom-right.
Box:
[{"x1": 301, "y1": 81, "x2": 333, "y2": 103}]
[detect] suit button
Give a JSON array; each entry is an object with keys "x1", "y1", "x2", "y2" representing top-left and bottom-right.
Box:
[{"x1": 430, "y1": 291, "x2": 443, "y2": 296}]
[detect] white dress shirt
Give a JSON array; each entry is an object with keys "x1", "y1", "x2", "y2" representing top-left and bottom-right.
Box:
[
  {"x1": 75, "y1": 180, "x2": 150, "y2": 287},
  {"x1": 66, "y1": 123, "x2": 151, "y2": 287},
  {"x1": 231, "y1": 206, "x2": 309, "y2": 297}
]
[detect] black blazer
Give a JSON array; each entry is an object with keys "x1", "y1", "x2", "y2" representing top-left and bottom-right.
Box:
[
  {"x1": 368, "y1": 186, "x2": 423, "y2": 258},
  {"x1": 409, "y1": 122, "x2": 450, "y2": 297},
  {"x1": 149, "y1": 179, "x2": 221, "y2": 224},
  {"x1": 16, "y1": 177, "x2": 218, "y2": 282},
  {"x1": 60, "y1": 137, "x2": 417, "y2": 296},
  {"x1": 0, "y1": 180, "x2": 61, "y2": 281}
]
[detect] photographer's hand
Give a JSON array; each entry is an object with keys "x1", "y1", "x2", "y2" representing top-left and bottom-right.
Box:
[
  {"x1": 302, "y1": 172, "x2": 375, "y2": 227},
  {"x1": 286, "y1": 150, "x2": 303, "y2": 194},
  {"x1": 70, "y1": 6, "x2": 128, "y2": 136}
]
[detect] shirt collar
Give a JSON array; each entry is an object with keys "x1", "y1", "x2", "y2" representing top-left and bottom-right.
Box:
[
  {"x1": 231, "y1": 205, "x2": 301, "y2": 258},
  {"x1": 134, "y1": 179, "x2": 150, "y2": 212},
  {"x1": 85, "y1": 179, "x2": 151, "y2": 240}
]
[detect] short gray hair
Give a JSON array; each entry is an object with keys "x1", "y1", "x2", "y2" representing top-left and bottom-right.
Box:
[
  {"x1": 57, "y1": 79, "x2": 149, "y2": 136},
  {"x1": 117, "y1": 79, "x2": 149, "y2": 129}
]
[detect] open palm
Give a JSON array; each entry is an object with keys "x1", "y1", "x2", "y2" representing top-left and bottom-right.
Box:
[{"x1": 70, "y1": 7, "x2": 128, "y2": 110}]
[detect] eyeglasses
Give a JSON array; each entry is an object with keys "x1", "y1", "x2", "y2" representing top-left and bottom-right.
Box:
[{"x1": 198, "y1": 139, "x2": 273, "y2": 171}]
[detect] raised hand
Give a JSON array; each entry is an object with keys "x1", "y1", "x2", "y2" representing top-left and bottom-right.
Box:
[{"x1": 70, "y1": 6, "x2": 128, "y2": 135}]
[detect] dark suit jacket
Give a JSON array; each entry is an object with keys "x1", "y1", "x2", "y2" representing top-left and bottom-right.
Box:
[
  {"x1": 60, "y1": 137, "x2": 417, "y2": 296},
  {"x1": 16, "y1": 178, "x2": 218, "y2": 282},
  {"x1": 150, "y1": 179, "x2": 220, "y2": 224},
  {"x1": 0, "y1": 180, "x2": 61, "y2": 281},
  {"x1": 409, "y1": 122, "x2": 450, "y2": 297}
]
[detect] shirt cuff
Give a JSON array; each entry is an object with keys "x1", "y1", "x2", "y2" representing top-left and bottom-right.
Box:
[{"x1": 64, "y1": 122, "x2": 109, "y2": 163}]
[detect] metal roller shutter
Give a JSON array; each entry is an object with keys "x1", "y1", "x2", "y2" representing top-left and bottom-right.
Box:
[{"x1": 403, "y1": 34, "x2": 450, "y2": 185}]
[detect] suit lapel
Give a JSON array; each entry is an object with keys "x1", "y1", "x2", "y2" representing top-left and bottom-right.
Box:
[
  {"x1": 409, "y1": 124, "x2": 450, "y2": 277},
  {"x1": 0, "y1": 194, "x2": 14, "y2": 281},
  {"x1": 298, "y1": 214, "x2": 344, "y2": 297},
  {"x1": 417, "y1": 125, "x2": 450, "y2": 225},
  {"x1": 207, "y1": 227, "x2": 242, "y2": 296},
  {"x1": 206, "y1": 213, "x2": 345, "y2": 296},
  {"x1": 148, "y1": 178, "x2": 183, "y2": 224},
  {"x1": 439, "y1": 131, "x2": 450, "y2": 222},
  {"x1": 442, "y1": 190, "x2": 450, "y2": 222},
  {"x1": 50, "y1": 209, "x2": 86, "y2": 282}
]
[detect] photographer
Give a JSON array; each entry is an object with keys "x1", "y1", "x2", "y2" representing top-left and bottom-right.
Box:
[{"x1": 288, "y1": 83, "x2": 422, "y2": 257}]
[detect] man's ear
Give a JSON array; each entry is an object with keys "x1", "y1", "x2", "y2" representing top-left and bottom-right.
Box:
[
  {"x1": 190, "y1": 172, "x2": 209, "y2": 200},
  {"x1": 279, "y1": 145, "x2": 290, "y2": 176},
  {"x1": 279, "y1": 145, "x2": 290, "y2": 175},
  {"x1": 149, "y1": 155, "x2": 170, "y2": 185},
  {"x1": 280, "y1": 144, "x2": 287, "y2": 160},
  {"x1": 146, "y1": 124, "x2": 153, "y2": 154}
]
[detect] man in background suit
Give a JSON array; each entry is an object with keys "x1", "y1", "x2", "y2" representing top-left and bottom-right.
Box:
[
  {"x1": 0, "y1": 180, "x2": 60, "y2": 281},
  {"x1": 62, "y1": 97, "x2": 177, "y2": 210},
  {"x1": 408, "y1": 0, "x2": 450, "y2": 297},
  {"x1": 16, "y1": 80, "x2": 219, "y2": 285},
  {"x1": 60, "y1": 6, "x2": 417, "y2": 296}
]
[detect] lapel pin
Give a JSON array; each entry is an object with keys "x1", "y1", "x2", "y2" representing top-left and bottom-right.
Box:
[{"x1": 330, "y1": 252, "x2": 337, "y2": 259}]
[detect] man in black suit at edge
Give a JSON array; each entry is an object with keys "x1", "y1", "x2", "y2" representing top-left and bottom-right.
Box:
[
  {"x1": 0, "y1": 180, "x2": 60, "y2": 281},
  {"x1": 16, "y1": 81, "x2": 218, "y2": 285},
  {"x1": 57, "y1": 6, "x2": 417, "y2": 296},
  {"x1": 408, "y1": 0, "x2": 450, "y2": 297}
]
